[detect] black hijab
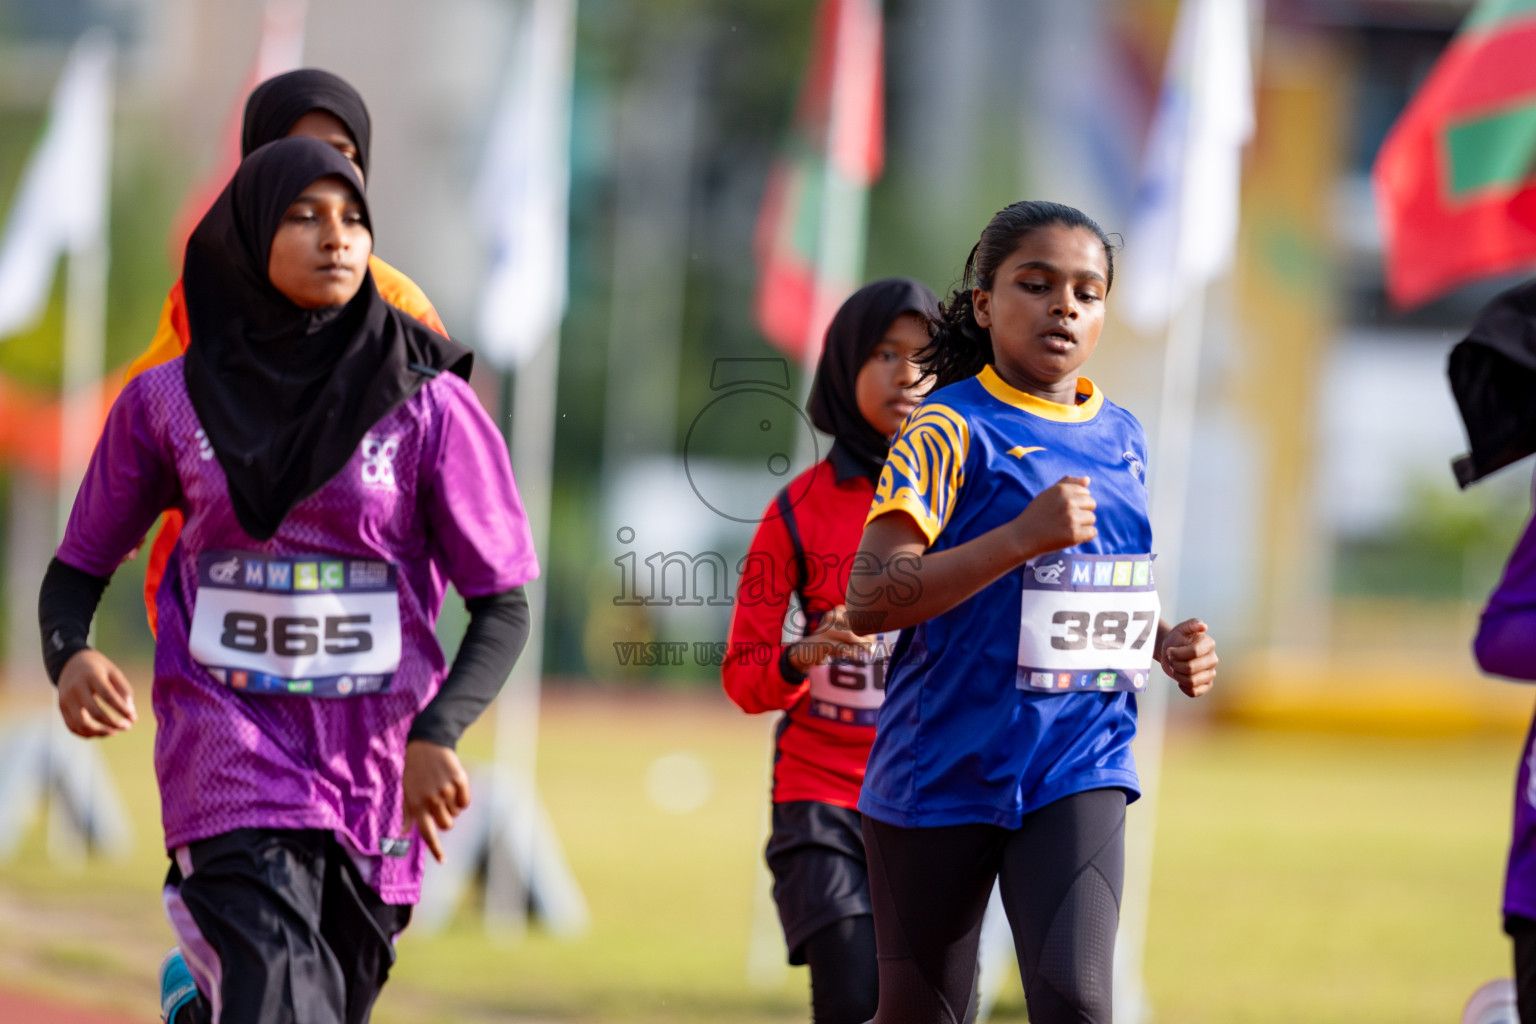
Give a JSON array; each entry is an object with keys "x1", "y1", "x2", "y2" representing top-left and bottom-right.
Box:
[
  {"x1": 182, "y1": 137, "x2": 471, "y2": 540},
  {"x1": 242, "y1": 69, "x2": 372, "y2": 179},
  {"x1": 807, "y1": 278, "x2": 940, "y2": 480},
  {"x1": 1448, "y1": 278, "x2": 1536, "y2": 487}
]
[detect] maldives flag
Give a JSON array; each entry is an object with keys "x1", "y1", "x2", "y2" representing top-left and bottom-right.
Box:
[
  {"x1": 1375, "y1": 0, "x2": 1536, "y2": 309},
  {"x1": 753, "y1": 0, "x2": 883, "y2": 361}
]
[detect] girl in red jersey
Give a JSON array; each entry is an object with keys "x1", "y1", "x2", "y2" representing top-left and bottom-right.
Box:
[{"x1": 723, "y1": 278, "x2": 940, "y2": 1024}]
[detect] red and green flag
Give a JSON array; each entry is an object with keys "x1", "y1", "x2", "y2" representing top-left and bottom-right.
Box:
[
  {"x1": 1375, "y1": 0, "x2": 1536, "y2": 308},
  {"x1": 753, "y1": 0, "x2": 884, "y2": 362}
]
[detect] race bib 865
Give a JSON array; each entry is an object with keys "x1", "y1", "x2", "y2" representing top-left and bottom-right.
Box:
[
  {"x1": 1017, "y1": 553, "x2": 1160, "y2": 694},
  {"x1": 188, "y1": 551, "x2": 402, "y2": 698}
]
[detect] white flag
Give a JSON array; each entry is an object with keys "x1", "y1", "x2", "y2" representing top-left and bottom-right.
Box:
[
  {"x1": 474, "y1": 0, "x2": 577, "y2": 369},
  {"x1": 1120, "y1": 0, "x2": 1254, "y2": 332},
  {"x1": 0, "y1": 29, "x2": 114, "y2": 340}
]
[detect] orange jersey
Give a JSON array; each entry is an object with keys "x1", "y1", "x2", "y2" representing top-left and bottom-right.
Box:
[{"x1": 130, "y1": 255, "x2": 447, "y2": 634}]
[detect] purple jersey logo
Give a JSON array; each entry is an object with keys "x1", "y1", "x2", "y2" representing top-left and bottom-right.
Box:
[{"x1": 360, "y1": 435, "x2": 399, "y2": 490}]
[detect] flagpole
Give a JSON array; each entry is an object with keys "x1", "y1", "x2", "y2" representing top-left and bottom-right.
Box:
[
  {"x1": 54, "y1": 28, "x2": 115, "y2": 531},
  {"x1": 55, "y1": 195, "x2": 108, "y2": 542},
  {"x1": 46, "y1": 30, "x2": 129, "y2": 864},
  {"x1": 1110, "y1": 1, "x2": 1255, "y2": 1015},
  {"x1": 1113, "y1": 279, "x2": 1208, "y2": 1024},
  {"x1": 477, "y1": 0, "x2": 582, "y2": 938},
  {"x1": 55, "y1": 31, "x2": 119, "y2": 864},
  {"x1": 486, "y1": 336, "x2": 557, "y2": 935},
  {"x1": 48, "y1": 175, "x2": 109, "y2": 864}
]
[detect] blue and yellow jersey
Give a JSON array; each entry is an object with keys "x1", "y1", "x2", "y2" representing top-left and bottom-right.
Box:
[{"x1": 857, "y1": 364, "x2": 1152, "y2": 829}]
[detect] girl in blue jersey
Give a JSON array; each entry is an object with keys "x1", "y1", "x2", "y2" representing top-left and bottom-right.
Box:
[{"x1": 847, "y1": 201, "x2": 1219, "y2": 1024}]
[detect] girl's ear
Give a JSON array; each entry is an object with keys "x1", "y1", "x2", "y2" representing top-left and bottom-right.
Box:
[{"x1": 972, "y1": 287, "x2": 992, "y2": 329}]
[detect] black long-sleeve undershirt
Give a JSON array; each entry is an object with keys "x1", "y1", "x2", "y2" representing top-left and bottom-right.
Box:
[
  {"x1": 38, "y1": 556, "x2": 530, "y2": 750},
  {"x1": 408, "y1": 586, "x2": 530, "y2": 749},
  {"x1": 38, "y1": 557, "x2": 108, "y2": 685}
]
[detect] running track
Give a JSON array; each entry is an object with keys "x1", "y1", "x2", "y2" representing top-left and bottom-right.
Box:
[{"x1": 0, "y1": 988, "x2": 143, "y2": 1023}]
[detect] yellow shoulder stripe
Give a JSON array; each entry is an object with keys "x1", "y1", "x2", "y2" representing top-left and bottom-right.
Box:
[{"x1": 869, "y1": 403, "x2": 970, "y2": 545}]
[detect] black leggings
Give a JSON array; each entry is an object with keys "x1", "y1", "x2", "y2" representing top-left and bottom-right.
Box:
[
  {"x1": 863, "y1": 788, "x2": 1126, "y2": 1024},
  {"x1": 1508, "y1": 914, "x2": 1536, "y2": 1022},
  {"x1": 803, "y1": 915, "x2": 879, "y2": 1024}
]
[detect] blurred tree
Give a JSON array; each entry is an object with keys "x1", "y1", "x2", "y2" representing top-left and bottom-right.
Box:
[{"x1": 1336, "y1": 471, "x2": 1531, "y2": 602}]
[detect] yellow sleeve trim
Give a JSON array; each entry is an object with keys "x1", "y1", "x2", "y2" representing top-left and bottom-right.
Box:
[
  {"x1": 866, "y1": 496, "x2": 945, "y2": 546},
  {"x1": 868, "y1": 403, "x2": 970, "y2": 545}
]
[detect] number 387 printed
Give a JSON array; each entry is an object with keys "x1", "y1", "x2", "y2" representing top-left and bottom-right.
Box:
[{"x1": 1050, "y1": 610, "x2": 1156, "y2": 652}]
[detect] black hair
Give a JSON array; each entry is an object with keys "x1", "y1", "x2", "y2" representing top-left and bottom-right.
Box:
[{"x1": 920, "y1": 200, "x2": 1119, "y2": 390}]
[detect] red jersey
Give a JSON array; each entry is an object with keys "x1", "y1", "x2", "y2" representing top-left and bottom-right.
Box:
[{"x1": 723, "y1": 445, "x2": 887, "y2": 808}]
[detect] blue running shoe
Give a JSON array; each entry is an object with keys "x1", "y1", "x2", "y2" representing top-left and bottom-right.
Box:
[{"x1": 159, "y1": 947, "x2": 199, "y2": 1024}]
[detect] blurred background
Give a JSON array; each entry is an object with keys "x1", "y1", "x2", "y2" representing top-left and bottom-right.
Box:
[{"x1": 0, "y1": 0, "x2": 1533, "y2": 1022}]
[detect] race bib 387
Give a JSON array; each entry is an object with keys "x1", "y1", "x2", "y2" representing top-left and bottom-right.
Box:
[
  {"x1": 1017, "y1": 553, "x2": 1160, "y2": 694},
  {"x1": 188, "y1": 551, "x2": 402, "y2": 698}
]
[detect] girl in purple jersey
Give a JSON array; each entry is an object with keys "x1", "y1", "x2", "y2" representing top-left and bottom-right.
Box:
[
  {"x1": 38, "y1": 137, "x2": 538, "y2": 1024},
  {"x1": 1451, "y1": 279, "x2": 1536, "y2": 1023},
  {"x1": 1473, "y1": 490, "x2": 1536, "y2": 1024}
]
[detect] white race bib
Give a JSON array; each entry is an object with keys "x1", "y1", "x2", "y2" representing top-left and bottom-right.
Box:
[
  {"x1": 1017, "y1": 554, "x2": 1159, "y2": 694},
  {"x1": 806, "y1": 631, "x2": 899, "y2": 726},
  {"x1": 188, "y1": 551, "x2": 402, "y2": 697}
]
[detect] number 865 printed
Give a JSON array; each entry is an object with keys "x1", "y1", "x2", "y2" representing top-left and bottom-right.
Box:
[{"x1": 221, "y1": 612, "x2": 374, "y2": 657}]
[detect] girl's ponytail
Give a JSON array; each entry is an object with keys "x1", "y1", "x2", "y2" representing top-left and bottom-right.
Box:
[{"x1": 922, "y1": 243, "x2": 994, "y2": 390}]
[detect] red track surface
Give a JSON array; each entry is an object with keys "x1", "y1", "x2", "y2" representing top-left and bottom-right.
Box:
[{"x1": 0, "y1": 988, "x2": 145, "y2": 1024}]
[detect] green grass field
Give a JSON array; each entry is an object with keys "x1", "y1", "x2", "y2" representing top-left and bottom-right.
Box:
[{"x1": 0, "y1": 686, "x2": 1526, "y2": 1023}]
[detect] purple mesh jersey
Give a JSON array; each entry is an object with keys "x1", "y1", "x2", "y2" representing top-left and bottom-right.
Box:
[
  {"x1": 1505, "y1": 721, "x2": 1536, "y2": 922},
  {"x1": 1474, "y1": 475, "x2": 1536, "y2": 921},
  {"x1": 56, "y1": 358, "x2": 539, "y2": 904}
]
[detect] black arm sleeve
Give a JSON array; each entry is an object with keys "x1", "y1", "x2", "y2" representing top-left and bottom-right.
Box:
[
  {"x1": 778, "y1": 646, "x2": 808, "y2": 685},
  {"x1": 38, "y1": 557, "x2": 111, "y2": 685},
  {"x1": 408, "y1": 586, "x2": 531, "y2": 749}
]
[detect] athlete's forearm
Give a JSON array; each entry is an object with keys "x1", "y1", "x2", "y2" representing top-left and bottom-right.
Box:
[
  {"x1": 722, "y1": 642, "x2": 808, "y2": 713},
  {"x1": 38, "y1": 557, "x2": 111, "y2": 684},
  {"x1": 721, "y1": 577, "x2": 807, "y2": 712},
  {"x1": 409, "y1": 586, "x2": 530, "y2": 749},
  {"x1": 847, "y1": 522, "x2": 1033, "y2": 633}
]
